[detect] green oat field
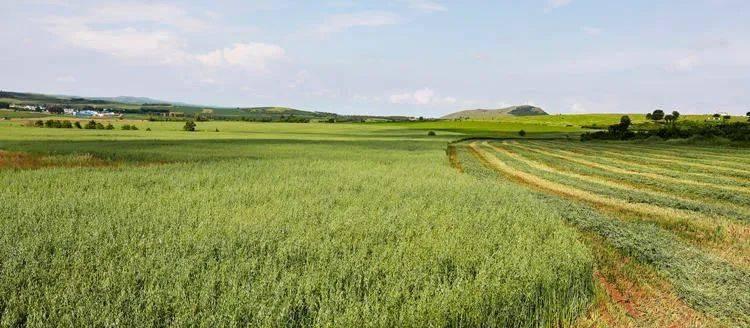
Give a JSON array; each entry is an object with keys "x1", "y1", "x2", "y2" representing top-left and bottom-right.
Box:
[{"x1": 1, "y1": 117, "x2": 749, "y2": 327}]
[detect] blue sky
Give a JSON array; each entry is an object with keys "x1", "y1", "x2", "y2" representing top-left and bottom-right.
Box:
[{"x1": 2, "y1": 0, "x2": 749, "y2": 116}]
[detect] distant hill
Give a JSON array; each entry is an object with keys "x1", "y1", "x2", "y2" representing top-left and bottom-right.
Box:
[
  {"x1": 89, "y1": 96, "x2": 173, "y2": 105},
  {"x1": 0, "y1": 90, "x2": 413, "y2": 122},
  {"x1": 442, "y1": 105, "x2": 548, "y2": 119}
]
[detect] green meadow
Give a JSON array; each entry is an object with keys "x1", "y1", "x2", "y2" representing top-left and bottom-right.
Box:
[{"x1": 1, "y1": 116, "x2": 748, "y2": 327}]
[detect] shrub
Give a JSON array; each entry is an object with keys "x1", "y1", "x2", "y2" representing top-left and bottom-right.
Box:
[
  {"x1": 105, "y1": 123, "x2": 114, "y2": 130},
  {"x1": 427, "y1": 131, "x2": 436, "y2": 136},
  {"x1": 146, "y1": 128, "x2": 152, "y2": 131},
  {"x1": 95, "y1": 123, "x2": 105, "y2": 130},
  {"x1": 85, "y1": 120, "x2": 97, "y2": 129},
  {"x1": 518, "y1": 130, "x2": 527, "y2": 137},
  {"x1": 61, "y1": 121, "x2": 73, "y2": 129},
  {"x1": 44, "y1": 120, "x2": 54, "y2": 128},
  {"x1": 184, "y1": 120, "x2": 196, "y2": 132},
  {"x1": 131, "y1": 125, "x2": 139, "y2": 131},
  {"x1": 215, "y1": 128, "x2": 219, "y2": 132},
  {"x1": 34, "y1": 120, "x2": 44, "y2": 127},
  {"x1": 74, "y1": 121, "x2": 82, "y2": 129},
  {"x1": 121, "y1": 125, "x2": 131, "y2": 130}
]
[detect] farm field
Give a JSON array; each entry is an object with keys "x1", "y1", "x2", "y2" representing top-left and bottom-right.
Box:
[
  {"x1": 0, "y1": 119, "x2": 594, "y2": 327},
  {"x1": 455, "y1": 139, "x2": 750, "y2": 326},
  {"x1": 1, "y1": 117, "x2": 749, "y2": 327}
]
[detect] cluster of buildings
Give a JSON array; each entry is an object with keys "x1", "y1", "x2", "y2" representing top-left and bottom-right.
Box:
[{"x1": 8, "y1": 103, "x2": 121, "y2": 118}]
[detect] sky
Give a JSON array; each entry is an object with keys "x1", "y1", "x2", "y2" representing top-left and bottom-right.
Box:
[{"x1": 1, "y1": 0, "x2": 749, "y2": 117}]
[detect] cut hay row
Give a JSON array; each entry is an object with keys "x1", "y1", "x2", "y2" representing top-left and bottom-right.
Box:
[
  {"x1": 485, "y1": 142, "x2": 750, "y2": 267},
  {"x1": 540, "y1": 195, "x2": 750, "y2": 327},
  {"x1": 490, "y1": 142, "x2": 750, "y2": 222},
  {"x1": 540, "y1": 141, "x2": 750, "y2": 180},
  {"x1": 531, "y1": 141, "x2": 750, "y2": 186},
  {"x1": 512, "y1": 141, "x2": 750, "y2": 195},
  {"x1": 557, "y1": 140, "x2": 750, "y2": 170},
  {"x1": 516, "y1": 143, "x2": 750, "y2": 207},
  {"x1": 468, "y1": 143, "x2": 715, "y2": 226},
  {"x1": 465, "y1": 143, "x2": 750, "y2": 327},
  {"x1": 504, "y1": 141, "x2": 750, "y2": 211}
]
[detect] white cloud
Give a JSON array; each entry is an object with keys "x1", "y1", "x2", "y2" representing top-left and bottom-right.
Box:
[
  {"x1": 197, "y1": 43, "x2": 285, "y2": 71},
  {"x1": 316, "y1": 11, "x2": 399, "y2": 36},
  {"x1": 389, "y1": 88, "x2": 456, "y2": 105},
  {"x1": 404, "y1": 0, "x2": 447, "y2": 13},
  {"x1": 546, "y1": 0, "x2": 572, "y2": 10},
  {"x1": 43, "y1": 4, "x2": 284, "y2": 70},
  {"x1": 85, "y1": 3, "x2": 208, "y2": 31},
  {"x1": 671, "y1": 54, "x2": 699, "y2": 71},
  {"x1": 582, "y1": 26, "x2": 602, "y2": 36},
  {"x1": 46, "y1": 19, "x2": 190, "y2": 64},
  {"x1": 570, "y1": 103, "x2": 588, "y2": 113}
]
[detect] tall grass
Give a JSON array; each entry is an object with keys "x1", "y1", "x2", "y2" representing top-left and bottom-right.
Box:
[{"x1": 0, "y1": 133, "x2": 593, "y2": 326}]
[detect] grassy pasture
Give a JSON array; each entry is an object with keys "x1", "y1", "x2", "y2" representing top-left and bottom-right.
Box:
[
  {"x1": 3, "y1": 115, "x2": 750, "y2": 326},
  {"x1": 0, "y1": 120, "x2": 595, "y2": 327}
]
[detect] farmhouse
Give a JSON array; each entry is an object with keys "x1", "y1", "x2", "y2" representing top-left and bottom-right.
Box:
[{"x1": 74, "y1": 110, "x2": 98, "y2": 117}]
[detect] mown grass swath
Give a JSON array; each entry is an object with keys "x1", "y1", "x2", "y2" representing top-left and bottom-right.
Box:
[{"x1": 456, "y1": 139, "x2": 750, "y2": 326}]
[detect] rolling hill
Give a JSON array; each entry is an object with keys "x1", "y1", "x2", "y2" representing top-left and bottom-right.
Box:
[
  {"x1": 442, "y1": 105, "x2": 548, "y2": 119},
  {"x1": 0, "y1": 90, "x2": 411, "y2": 122}
]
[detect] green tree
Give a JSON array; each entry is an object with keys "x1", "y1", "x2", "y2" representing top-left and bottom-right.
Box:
[
  {"x1": 619, "y1": 115, "x2": 631, "y2": 129},
  {"x1": 74, "y1": 121, "x2": 82, "y2": 129},
  {"x1": 61, "y1": 121, "x2": 73, "y2": 128},
  {"x1": 183, "y1": 120, "x2": 196, "y2": 132},
  {"x1": 121, "y1": 124, "x2": 131, "y2": 130},
  {"x1": 44, "y1": 120, "x2": 54, "y2": 128},
  {"x1": 518, "y1": 130, "x2": 527, "y2": 137},
  {"x1": 105, "y1": 123, "x2": 114, "y2": 130},
  {"x1": 672, "y1": 110, "x2": 680, "y2": 121},
  {"x1": 651, "y1": 109, "x2": 665, "y2": 121},
  {"x1": 664, "y1": 114, "x2": 675, "y2": 124},
  {"x1": 85, "y1": 120, "x2": 97, "y2": 129}
]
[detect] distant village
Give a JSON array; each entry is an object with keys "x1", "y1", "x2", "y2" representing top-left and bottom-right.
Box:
[{"x1": 7, "y1": 103, "x2": 123, "y2": 118}]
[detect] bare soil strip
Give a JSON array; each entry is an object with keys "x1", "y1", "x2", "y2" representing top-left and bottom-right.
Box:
[
  {"x1": 511, "y1": 142, "x2": 750, "y2": 195},
  {"x1": 0, "y1": 150, "x2": 113, "y2": 169},
  {"x1": 446, "y1": 144, "x2": 463, "y2": 172}
]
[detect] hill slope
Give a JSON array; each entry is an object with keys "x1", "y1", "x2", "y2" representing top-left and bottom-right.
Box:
[
  {"x1": 442, "y1": 105, "x2": 548, "y2": 119},
  {"x1": 0, "y1": 90, "x2": 413, "y2": 122}
]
